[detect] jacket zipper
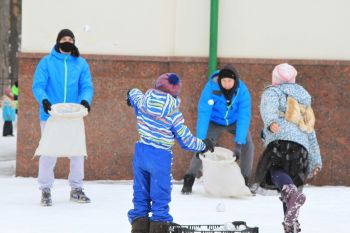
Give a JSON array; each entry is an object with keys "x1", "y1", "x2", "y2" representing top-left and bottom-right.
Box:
[
  {"x1": 224, "y1": 88, "x2": 240, "y2": 125},
  {"x1": 64, "y1": 57, "x2": 68, "y2": 103}
]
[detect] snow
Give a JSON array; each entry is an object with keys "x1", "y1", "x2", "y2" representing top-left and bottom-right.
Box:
[
  {"x1": 1, "y1": 108, "x2": 350, "y2": 233},
  {"x1": 0, "y1": 178, "x2": 349, "y2": 233},
  {"x1": 0, "y1": 107, "x2": 16, "y2": 177}
]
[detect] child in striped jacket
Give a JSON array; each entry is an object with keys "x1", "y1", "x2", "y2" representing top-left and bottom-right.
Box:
[{"x1": 127, "y1": 73, "x2": 214, "y2": 233}]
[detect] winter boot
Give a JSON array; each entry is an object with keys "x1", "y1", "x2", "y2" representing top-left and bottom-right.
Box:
[
  {"x1": 41, "y1": 188, "x2": 52, "y2": 206},
  {"x1": 244, "y1": 177, "x2": 256, "y2": 195},
  {"x1": 181, "y1": 174, "x2": 195, "y2": 194},
  {"x1": 281, "y1": 184, "x2": 306, "y2": 232},
  {"x1": 131, "y1": 217, "x2": 150, "y2": 233},
  {"x1": 149, "y1": 221, "x2": 170, "y2": 233},
  {"x1": 282, "y1": 220, "x2": 301, "y2": 233},
  {"x1": 70, "y1": 188, "x2": 91, "y2": 203}
]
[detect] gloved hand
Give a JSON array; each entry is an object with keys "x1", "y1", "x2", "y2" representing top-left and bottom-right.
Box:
[
  {"x1": 126, "y1": 89, "x2": 132, "y2": 107},
  {"x1": 233, "y1": 144, "x2": 243, "y2": 161},
  {"x1": 202, "y1": 138, "x2": 215, "y2": 153},
  {"x1": 80, "y1": 100, "x2": 91, "y2": 112},
  {"x1": 42, "y1": 99, "x2": 52, "y2": 114}
]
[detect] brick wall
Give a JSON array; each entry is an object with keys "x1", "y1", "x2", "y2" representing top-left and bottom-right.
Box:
[{"x1": 16, "y1": 53, "x2": 350, "y2": 185}]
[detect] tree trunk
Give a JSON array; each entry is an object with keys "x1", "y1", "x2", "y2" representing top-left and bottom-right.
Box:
[
  {"x1": 0, "y1": 0, "x2": 21, "y2": 96},
  {"x1": 9, "y1": 0, "x2": 21, "y2": 86},
  {"x1": 0, "y1": 0, "x2": 10, "y2": 96}
]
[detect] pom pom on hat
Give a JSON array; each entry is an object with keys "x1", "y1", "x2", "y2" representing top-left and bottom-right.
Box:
[{"x1": 155, "y1": 73, "x2": 181, "y2": 97}]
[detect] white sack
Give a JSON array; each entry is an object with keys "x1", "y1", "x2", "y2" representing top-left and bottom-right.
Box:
[
  {"x1": 34, "y1": 103, "x2": 88, "y2": 157},
  {"x1": 200, "y1": 147, "x2": 252, "y2": 198}
]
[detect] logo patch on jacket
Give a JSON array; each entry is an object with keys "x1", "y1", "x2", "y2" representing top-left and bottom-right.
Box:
[
  {"x1": 212, "y1": 90, "x2": 222, "y2": 96},
  {"x1": 208, "y1": 99, "x2": 214, "y2": 105}
]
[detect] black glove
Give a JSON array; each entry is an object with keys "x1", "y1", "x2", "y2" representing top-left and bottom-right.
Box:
[
  {"x1": 195, "y1": 152, "x2": 201, "y2": 159},
  {"x1": 80, "y1": 100, "x2": 91, "y2": 112},
  {"x1": 202, "y1": 138, "x2": 215, "y2": 153},
  {"x1": 126, "y1": 89, "x2": 132, "y2": 107},
  {"x1": 233, "y1": 144, "x2": 243, "y2": 161},
  {"x1": 42, "y1": 99, "x2": 52, "y2": 114}
]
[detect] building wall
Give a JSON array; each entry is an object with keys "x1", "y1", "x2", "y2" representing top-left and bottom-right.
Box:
[
  {"x1": 16, "y1": 53, "x2": 350, "y2": 185},
  {"x1": 22, "y1": 0, "x2": 350, "y2": 60}
]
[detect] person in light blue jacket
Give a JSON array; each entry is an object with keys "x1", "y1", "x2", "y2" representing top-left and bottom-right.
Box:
[
  {"x1": 254, "y1": 63, "x2": 322, "y2": 233},
  {"x1": 2, "y1": 89, "x2": 16, "y2": 136},
  {"x1": 182, "y1": 64, "x2": 254, "y2": 194},
  {"x1": 32, "y1": 29, "x2": 93, "y2": 206}
]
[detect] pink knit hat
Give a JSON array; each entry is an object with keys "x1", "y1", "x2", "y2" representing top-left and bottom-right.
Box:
[
  {"x1": 4, "y1": 87, "x2": 13, "y2": 99},
  {"x1": 272, "y1": 63, "x2": 297, "y2": 86},
  {"x1": 155, "y1": 73, "x2": 181, "y2": 97}
]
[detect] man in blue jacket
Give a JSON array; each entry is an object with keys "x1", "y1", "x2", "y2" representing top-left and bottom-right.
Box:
[
  {"x1": 181, "y1": 64, "x2": 254, "y2": 194},
  {"x1": 32, "y1": 29, "x2": 94, "y2": 206}
]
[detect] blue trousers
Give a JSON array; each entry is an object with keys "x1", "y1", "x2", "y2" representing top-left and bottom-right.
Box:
[{"x1": 128, "y1": 143, "x2": 173, "y2": 223}]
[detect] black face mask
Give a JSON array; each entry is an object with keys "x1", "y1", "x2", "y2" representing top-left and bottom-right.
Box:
[{"x1": 59, "y1": 42, "x2": 75, "y2": 53}]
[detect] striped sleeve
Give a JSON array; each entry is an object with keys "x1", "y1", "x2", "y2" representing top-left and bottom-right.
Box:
[
  {"x1": 129, "y1": 88, "x2": 144, "y2": 109},
  {"x1": 170, "y1": 111, "x2": 206, "y2": 152}
]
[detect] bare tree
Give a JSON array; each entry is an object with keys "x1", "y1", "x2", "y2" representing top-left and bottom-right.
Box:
[
  {"x1": 9, "y1": 0, "x2": 21, "y2": 86},
  {"x1": 0, "y1": 0, "x2": 21, "y2": 96},
  {"x1": 0, "y1": 0, "x2": 10, "y2": 96}
]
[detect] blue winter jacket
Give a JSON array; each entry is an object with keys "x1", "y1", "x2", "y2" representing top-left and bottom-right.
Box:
[
  {"x1": 129, "y1": 88, "x2": 206, "y2": 152},
  {"x1": 196, "y1": 70, "x2": 252, "y2": 144},
  {"x1": 2, "y1": 100, "x2": 16, "y2": 122},
  {"x1": 32, "y1": 47, "x2": 94, "y2": 121}
]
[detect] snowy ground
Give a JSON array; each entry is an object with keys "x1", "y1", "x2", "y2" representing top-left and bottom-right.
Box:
[
  {"x1": 0, "y1": 107, "x2": 16, "y2": 177},
  {"x1": 1, "y1": 108, "x2": 350, "y2": 233},
  {"x1": 0, "y1": 178, "x2": 349, "y2": 233}
]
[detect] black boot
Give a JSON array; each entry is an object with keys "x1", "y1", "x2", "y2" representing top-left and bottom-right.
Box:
[
  {"x1": 244, "y1": 177, "x2": 256, "y2": 195},
  {"x1": 181, "y1": 174, "x2": 195, "y2": 194},
  {"x1": 131, "y1": 217, "x2": 149, "y2": 233},
  {"x1": 149, "y1": 221, "x2": 169, "y2": 233}
]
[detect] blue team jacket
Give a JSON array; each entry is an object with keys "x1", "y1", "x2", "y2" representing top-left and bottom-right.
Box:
[
  {"x1": 32, "y1": 47, "x2": 94, "y2": 121},
  {"x1": 196, "y1": 70, "x2": 252, "y2": 144}
]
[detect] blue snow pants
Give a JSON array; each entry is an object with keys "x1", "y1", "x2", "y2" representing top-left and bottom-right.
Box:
[{"x1": 128, "y1": 142, "x2": 173, "y2": 223}]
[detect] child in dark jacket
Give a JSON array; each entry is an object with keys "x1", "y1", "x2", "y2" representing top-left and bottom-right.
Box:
[{"x1": 127, "y1": 73, "x2": 214, "y2": 233}]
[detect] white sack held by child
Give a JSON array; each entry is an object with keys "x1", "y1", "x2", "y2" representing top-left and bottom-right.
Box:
[
  {"x1": 200, "y1": 147, "x2": 252, "y2": 198},
  {"x1": 34, "y1": 103, "x2": 88, "y2": 157}
]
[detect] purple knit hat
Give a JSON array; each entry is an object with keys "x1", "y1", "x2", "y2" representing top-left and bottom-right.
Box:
[{"x1": 155, "y1": 73, "x2": 181, "y2": 97}]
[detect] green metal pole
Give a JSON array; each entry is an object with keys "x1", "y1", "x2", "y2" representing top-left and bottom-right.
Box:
[{"x1": 208, "y1": 0, "x2": 219, "y2": 79}]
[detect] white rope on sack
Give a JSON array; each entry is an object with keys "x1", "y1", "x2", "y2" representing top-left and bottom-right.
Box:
[
  {"x1": 199, "y1": 147, "x2": 252, "y2": 198},
  {"x1": 34, "y1": 103, "x2": 88, "y2": 157}
]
